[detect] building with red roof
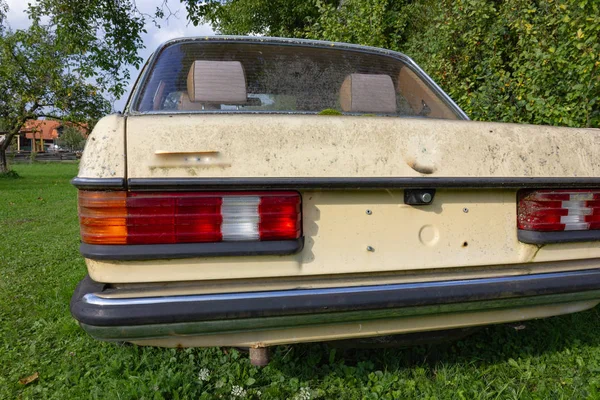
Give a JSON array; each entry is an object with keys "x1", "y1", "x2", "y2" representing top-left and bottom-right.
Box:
[{"x1": 15, "y1": 120, "x2": 88, "y2": 152}]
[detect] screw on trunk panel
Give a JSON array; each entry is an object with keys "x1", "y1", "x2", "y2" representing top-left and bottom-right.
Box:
[
  {"x1": 463, "y1": 207, "x2": 469, "y2": 213},
  {"x1": 249, "y1": 347, "x2": 269, "y2": 367},
  {"x1": 366, "y1": 246, "x2": 375, "y2": 252},
  {"x1": 366, "y1": 209, "x2": 372, "y2": 215},
  {"x1": 421, "y1": 193, "x2": 432, "y2": 203}
]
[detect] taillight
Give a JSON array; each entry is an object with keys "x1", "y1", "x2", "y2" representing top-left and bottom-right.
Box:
[
  {"x1": 518, "y1": 190, "x2": 600, "y2": 231},
  {"x1": 78, "y1": 191, "x2": 301, "y2": 245}
]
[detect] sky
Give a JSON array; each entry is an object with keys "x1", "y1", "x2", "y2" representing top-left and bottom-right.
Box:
[{"x1": 4, "y1": 0, "x2": 214, "y2": 111}]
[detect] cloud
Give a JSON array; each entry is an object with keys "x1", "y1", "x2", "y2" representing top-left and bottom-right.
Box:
[{"x1": 5, "y1": 0, "x2": 31, "y2": 29}]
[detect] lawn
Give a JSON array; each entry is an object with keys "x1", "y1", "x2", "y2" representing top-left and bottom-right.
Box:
[{"x1": 2, "y1": 164, "x2": 600, "y2": 399}]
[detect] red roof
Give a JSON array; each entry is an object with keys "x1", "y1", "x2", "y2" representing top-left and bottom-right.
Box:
[
  {"x1": 21, "y1": 120, "x2": 60, "y2": 140},
  {"x1": 21, "y1": 120, "x2": 87, "y2": 140}
]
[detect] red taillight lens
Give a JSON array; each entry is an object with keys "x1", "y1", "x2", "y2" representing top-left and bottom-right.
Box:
[
  {"x1": 259, "y1": 195, "x2": 302, "y2": 240},
  {"x1": 518, "y1": 190, "x2": 600, "y2": 231},
  {"x1": 78, "y1": 191, "x2": 301, "y2": 245}
]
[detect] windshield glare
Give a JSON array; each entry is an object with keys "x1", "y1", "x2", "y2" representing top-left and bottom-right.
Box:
[{"x1": 134, "y1": 41, "x2": 459, "y2": 120}]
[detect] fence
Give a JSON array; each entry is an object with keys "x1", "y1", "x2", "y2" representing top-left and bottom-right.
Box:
[{"x1": 9, "y1": 151, "x2": 80, "y2": 162}]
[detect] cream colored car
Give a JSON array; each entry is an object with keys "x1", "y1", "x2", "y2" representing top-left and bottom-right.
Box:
[{"x1": 71, "y1": 37, "x2": 600, "y2": 360}]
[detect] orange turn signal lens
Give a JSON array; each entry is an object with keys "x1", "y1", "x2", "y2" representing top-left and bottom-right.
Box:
[{"x1": 78, "y1": 191, "x2": 127, "y2": 244}]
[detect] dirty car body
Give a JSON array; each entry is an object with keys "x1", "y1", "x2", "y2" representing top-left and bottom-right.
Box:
[{"x1": 70, "y1": 36, "x2": 600, "y2": 348}]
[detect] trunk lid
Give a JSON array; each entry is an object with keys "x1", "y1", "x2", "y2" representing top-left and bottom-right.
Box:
[{"x1": 126, "y1": 115, "x2": 600, "y2": 179}]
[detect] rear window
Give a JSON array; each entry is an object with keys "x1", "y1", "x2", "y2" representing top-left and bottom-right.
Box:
[{"x1": 133, "y1": 40, "x2": 460, "y2": 119}]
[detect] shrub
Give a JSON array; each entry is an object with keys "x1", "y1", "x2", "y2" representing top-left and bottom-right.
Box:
[
  {"x1": 306, "y1": 0, "x2": 599, "y2": 127},
  {"x1": 403, "y1": 0, "x2": 600, "y2": 127}
]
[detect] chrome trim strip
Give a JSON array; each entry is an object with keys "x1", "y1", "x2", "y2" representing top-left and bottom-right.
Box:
[{"x1": 83, "y1": 269, "x2": 599, "y2": 307}]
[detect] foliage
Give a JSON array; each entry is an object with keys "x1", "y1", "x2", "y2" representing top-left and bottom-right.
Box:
[
  {"x1": 402, "y1": 0, "x2": 600, "y2": 127},
  {"x1": 188, "y1": 0, "x2": 600, "y2": 128},
  {"x1": 318, "y1": 108, "x2": 342, "y2": 115},
  {"x1": 184, "y1": 0, "x2": 337, "y2": 36},
  {"x1": 2, "y1": 164, "x2": 600, "y2": 399},
  {"x1": 27, "y1": 0, "x2": 149, "y2": 99},
  {"x1": 0, "y1": 0, "x2": 6, "y2": 29},
  {"x1": 304, "y1": 0, "x2": 414, "y2": 50},
  {"x1": 57, "y1": 126, "x2": 87, "y2": 151}
]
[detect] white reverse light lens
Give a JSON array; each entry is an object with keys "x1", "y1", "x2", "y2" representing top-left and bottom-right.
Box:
[{"x1": 221, "y1": 196, "x2": 260, "y2": 241}]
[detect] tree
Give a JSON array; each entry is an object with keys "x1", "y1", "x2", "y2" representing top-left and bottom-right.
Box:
[
  {"x1": 184, "y1": 0, "x2": 337, "y2": 36},
  {"x1": 0, "y1": 0, "x2": 153, "y2": 173},
  {"x1": 58, "y1": 125, "x2": 87, "y2": 151},
  {"x1": 27, "y1": 0, "x2": 149, "y2": 99},
  {"x1": 0, "y1": 25, "x2": 109, "y2": 172}
]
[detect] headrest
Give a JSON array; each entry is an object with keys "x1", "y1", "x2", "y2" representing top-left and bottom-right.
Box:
[
  {"x1": 187, "y1": 60, "x2": 247, "y2": 104},
  {"x1": 339, "y1": 74, "x2": 396, "y2": 113}
]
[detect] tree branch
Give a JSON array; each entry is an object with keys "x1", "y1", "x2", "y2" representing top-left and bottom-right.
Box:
[{"x1": 7, "y1": 42, "x2": 33, "y2": 85}]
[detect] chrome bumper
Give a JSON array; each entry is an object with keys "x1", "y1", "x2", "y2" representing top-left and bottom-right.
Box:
[{"x1": 71, "y1": 269, "x2": 600, "y2": 341}]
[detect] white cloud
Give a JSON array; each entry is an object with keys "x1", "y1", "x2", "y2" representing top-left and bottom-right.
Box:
[
  {"x1": 5, "y1": 0, "x2": 31, "y2": 29},
  {"x1": 3, "y1": 0, "x2": 214, "y2": 111}
]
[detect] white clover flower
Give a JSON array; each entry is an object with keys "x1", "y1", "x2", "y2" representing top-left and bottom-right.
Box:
[
  {"x1": 293, "y1": 387, "x2": 311, "y2": 400},
  {"x1": 198, "y1": 368, "x2": 211, "y2": 382},
  {"x1": 231, "y1": 385, "x2": 247, "y2": 398}
]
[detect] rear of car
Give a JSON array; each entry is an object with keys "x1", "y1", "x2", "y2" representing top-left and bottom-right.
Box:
[{"x1": 71, "y1": 37, "x2": 600, "y2": 349}]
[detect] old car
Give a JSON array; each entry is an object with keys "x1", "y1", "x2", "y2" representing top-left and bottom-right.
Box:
[{"x1": 71, "y1": 36, "x2": 600, "y2": 364}]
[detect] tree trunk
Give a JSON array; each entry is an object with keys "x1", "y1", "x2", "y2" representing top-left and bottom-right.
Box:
[
  {"x1": 1, "y1": 126, "x2": 20, "y2": 173},
  {"x1": 0, "y1": 146, "x2": 8, "y2": 174},
  {"x1": 2, "y1": 113, "x2": 33, "y2": 173}
]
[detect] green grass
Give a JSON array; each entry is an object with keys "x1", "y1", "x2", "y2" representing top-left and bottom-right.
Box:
[{"x1": 2, "y1": 164, "x2": 600, "y2": 399}]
